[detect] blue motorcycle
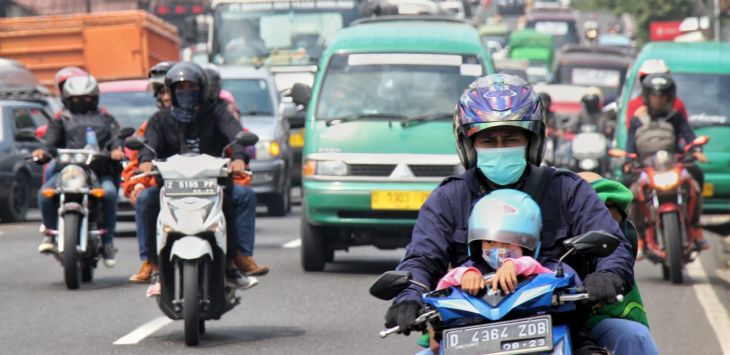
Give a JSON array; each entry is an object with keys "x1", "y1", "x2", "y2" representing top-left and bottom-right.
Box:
[{"x1": 371, "y1": 231, "x2": 621, "y2": 355}]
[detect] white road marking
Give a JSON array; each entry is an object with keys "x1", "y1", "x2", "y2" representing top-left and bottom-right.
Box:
[
  {"x1": 686, "y1": 260, "x2": 730, "y2": 354},
  {"x1": 113, "y1": 316, "x2": 172, "y2": 345},
  {"x1": 283, "y1": 238, "x2": 301, "y2": 248}
]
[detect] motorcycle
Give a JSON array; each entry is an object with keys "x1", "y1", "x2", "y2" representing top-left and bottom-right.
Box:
[
  {"x1": 609, "y1": 135, "x2": 709, "y2": 284},
  {"x1": 371, "y1": 231, "x2": 622, "y2": 355},
  {"x1": 124, "y1": 131, "x2": 258, "y2": 346},
  {"x1": 571, "y1": 124, "x2": 608, "y2": 174},
  {"x1": 26, "y1": 127, "x2": 135, "y2": 290}
]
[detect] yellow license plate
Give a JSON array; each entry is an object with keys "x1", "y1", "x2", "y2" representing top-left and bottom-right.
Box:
[
  {"x1": 703, "y1": 183, "x2": 714, "y2": 197},
  {"x1": 289, "y1": 131, "x2": 305, "y2": 148},
  {"x1": 371, "y1": 191, "x2": 431, "y2": 211}
]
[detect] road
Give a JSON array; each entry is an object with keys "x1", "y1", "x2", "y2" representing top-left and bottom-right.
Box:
[{"x1": 1, "y1": 206, "x2": 729, "y2": 354}]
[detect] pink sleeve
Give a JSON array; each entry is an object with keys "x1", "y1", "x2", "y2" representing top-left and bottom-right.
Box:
[
  {"x1": 506, "y1": 256, "x2": 553, "y2": 276},
  {"x1": 436, "y1": 267, "x2": 480, "y2": 290}
]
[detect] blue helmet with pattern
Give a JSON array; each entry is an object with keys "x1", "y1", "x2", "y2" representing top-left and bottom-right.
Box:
[
  {"x1": 467, "y1": 189, "x2": 542, "y2": 262},
  {"x1": 454, "y1": 74, "x2": 546, "y2": 169}
]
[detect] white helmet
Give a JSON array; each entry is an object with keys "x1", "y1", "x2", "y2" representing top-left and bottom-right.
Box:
[
  {"x1": 638, "y1": 59, "x2": 670, "y2": 82},
  {"x1": 62, "y1": 75, "x2": 100, "y2": 114}
]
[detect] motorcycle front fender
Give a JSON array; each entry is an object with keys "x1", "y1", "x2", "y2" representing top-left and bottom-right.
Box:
[
  {"x1": 170, "y1": 236, "x2": 213, "y2": 261},
  {"x1": 657, "y1": 202, "x2": 680, "y2": 214}
]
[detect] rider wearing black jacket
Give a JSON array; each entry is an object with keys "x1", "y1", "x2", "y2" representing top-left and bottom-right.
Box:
[{"x1": 34, "y1": 75, "x2": 125, "y2": 267}]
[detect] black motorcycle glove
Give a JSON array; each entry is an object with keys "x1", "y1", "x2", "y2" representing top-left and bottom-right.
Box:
[
  {"x1": 584, "y1": 272, "x2": 625, "y2": 304},
  {"x1": 384, "y1": 300, "x2": 423, "y2": 336}
]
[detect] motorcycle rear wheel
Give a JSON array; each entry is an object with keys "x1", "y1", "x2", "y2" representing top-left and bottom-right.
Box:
[
  {"x1": 183, "y1": 260, "x2": 201, "y2": 346},
  {"x1": 63, "y1": 213, "x2": 81, "y2": 290},
  {"x1": 661, "y1": 212, "x2": 684, "y2": 284}
]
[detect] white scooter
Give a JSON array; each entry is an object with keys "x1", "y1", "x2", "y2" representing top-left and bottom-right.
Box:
[{"x1": 125, "y1": 131, "x2": 258, "y2": 346}]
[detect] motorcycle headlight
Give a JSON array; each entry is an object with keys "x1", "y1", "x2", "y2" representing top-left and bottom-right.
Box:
[
  {"x1": 73, "y1": 153, "x2": 88, "y2": 164},
  {"x1": 58, "y1": 153, "x2": 71, "y2": 164},
  {"x1": 59, "y1": 165, "x2": 88, "y2": 190},
  {"x1": 315, "y1": 160, "x2": 348, "y2": 176},
  {"x1": 652, "y1": 171, "x2": 680, "y2": 190},
  {"x1": 255, "y1": 140, "x2": 282, "y2": 160}
]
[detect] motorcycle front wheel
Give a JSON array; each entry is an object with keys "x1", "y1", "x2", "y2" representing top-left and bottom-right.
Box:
[
  {"x1": 63, "y1": 213, "x2": 82, "y2": 290},
  {"x1": 183, "y1": 260, "x2": 202, "y2": 346},
  {"x1": 661, "y1": 212, "x2": 684, "y2": 284}
]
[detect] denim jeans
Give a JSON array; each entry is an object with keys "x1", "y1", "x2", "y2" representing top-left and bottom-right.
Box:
[
  {"x1": 137, "y1": 183, "x2": 257, "y2": 263},
  {"x1": 590, "y1": 318, "x2": 659, "y2": 355},
  {"x1": 39, "y1": 172, "x2": 118, "y2": 244}
]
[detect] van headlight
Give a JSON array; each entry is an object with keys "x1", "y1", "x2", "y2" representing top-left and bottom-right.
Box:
[
  {"x1": 304, "y1": 160, "x2": 348, "y2": 176},
  {"x1": 255, "y1": 140, "x2": 281, "y2": 160}
]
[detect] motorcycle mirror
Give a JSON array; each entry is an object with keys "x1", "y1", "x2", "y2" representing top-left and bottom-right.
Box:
[
  {"x1": 124, "y1": 136, "x2": 146, "y2": 151},
  {"x1": 118, "y1": 127, "x2": 136, "y2": 140},
  {"x1": 608, "y1": 148, "x2": 626, "y2": 158},
  {"x1": 563, "y1": 231, "x2": 620, "y2": 257},
  {"x1": 15, "y1": 128, "x2": 40, "y2": 142},
  {"x1": 290, "y1": 83, "x2": 312, "y2": 107},
  {"x1": 369, "y1": 271, "x2": 412, "y2": 301},
  {"x1": 235, "y1": 131, "x2": 259, "y2": 147}
]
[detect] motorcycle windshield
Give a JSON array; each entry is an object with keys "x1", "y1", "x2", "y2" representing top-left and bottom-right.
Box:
[{"x1": 154, "y1": 154, "x2": 230, "y2": 180}]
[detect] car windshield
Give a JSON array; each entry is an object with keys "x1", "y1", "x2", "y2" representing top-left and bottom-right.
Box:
[
  {"x1": 528, "y1": 20, "x2": 579, "y2": 49},
  {"x1": 673, "y1": 73, "x2": 730, "y2": 127},
  {"x1": 556, "y1": 65, "x2": 625, "y2": 101},
  {"x1": 222, "y1": 79, "x2": 274, "y2": 116},
  {"x1": 316, "y1": 53, "x2": 483, "y2": 120},
  {"x1": 99, "y1": 91, "x2": 157, "y2": 129},
  {"x1": 212, "y1": 2, "x2": 361, "y2": 66}
]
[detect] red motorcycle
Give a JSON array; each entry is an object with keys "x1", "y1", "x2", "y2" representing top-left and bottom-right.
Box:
[{"x1": 609, "y1": 135, "x2": 709, "y2": 284}]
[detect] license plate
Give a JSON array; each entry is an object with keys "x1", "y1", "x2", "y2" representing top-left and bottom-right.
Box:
[
  {"x1": 163, "y1": 179, "x2": 218, "y2": 196},
  {"x1": 703, "y1": 183, "x2": 714, "y2": 197},
  {"x1": 443, "y1": 316, "x2": 552, "y2": 355},
  {"x1": 371, "y1": 191, "x2": 430, "y2": 211},
  {"x1": 289, "y1": 130, "x2": 305, "y2": 148}
]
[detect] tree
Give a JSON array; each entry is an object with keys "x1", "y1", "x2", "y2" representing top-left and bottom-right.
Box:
[{"x1": 575, "y1": 0, "x2": 697, "y2": 43}]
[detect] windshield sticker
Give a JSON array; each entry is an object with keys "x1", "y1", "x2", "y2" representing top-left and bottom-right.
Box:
[
  {"x1": 348, "y1": 53, "x2": 463, "y2": 67},
  {"x1": 225, "y1": 0, "x2": 356, "y2": 12},
  {"x1": 534, "y1": 21, "x2": 569, "y2": 35},
  {"x1": 689, "y1": 113, "x2": 729, "y2": 125},
  {"x1": 571, "y1": 68, "x2": 620, "y2": 87},
  {"x1": 460, "y1": 64, "x2": 483, "y2": 77}
]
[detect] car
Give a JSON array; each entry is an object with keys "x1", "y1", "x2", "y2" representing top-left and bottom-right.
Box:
[
  {"x1": 295, "y1": 16, "x2": 494, "y2": 271},
  {"x1": 218, "y1": 66, "x2": 293, "y2": 216},
  {"x1": 615, "y1": 42, "x2": 730, "y2": 213},
  {"x1": 551, "y1": 45, "x2": 632, "y2": 104},
  {"x1": 0, "y1": 98, "x2": 52, "y2": 222},
  {"x1": 496, "y1": 0, "x2": 525, "y2": 15},
  {"x1": 525, "y1": 8, "x2": 580, "y2": 50},
  {"x1": 98, "y1": 79, "x2": 158, "y2": 221}
]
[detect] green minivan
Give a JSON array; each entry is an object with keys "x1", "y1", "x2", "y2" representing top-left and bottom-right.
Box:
[
  {"x1": 615, "y1": 42, "x2": 730, "y2": 213},
  {"x1": 296, "y1": 17, "x2": 494, "y2": 271}
]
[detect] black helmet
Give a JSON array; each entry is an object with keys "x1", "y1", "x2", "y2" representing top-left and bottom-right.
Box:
[
  {"x1": 204, "y1": 65, "x2": 222, "y2": 102},
  {"x1": 165, "y1": 61, "x2": 208, "y2": 109},
  {"x1": 641, "y1": 73, "x2": 675, "y2": 115},
  {"x1": 149, "y1": 61, "x2": 177, "y2": 91}
]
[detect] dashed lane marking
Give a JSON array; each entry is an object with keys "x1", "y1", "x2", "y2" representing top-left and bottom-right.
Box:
[
  {"x1": 113, "y1": 316, "x2": 172, "y2": 345},
  {"x1": 687, "y1": 260, "x2": 730, "y2": 354},
  {"x1": 283, "y1": 238, "x2": 301, "y2": 248}
]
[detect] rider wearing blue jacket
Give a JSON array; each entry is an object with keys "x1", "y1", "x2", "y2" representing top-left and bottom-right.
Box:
[{"x1": 385, "y1": 75, "x2": 657, "y2": 354}]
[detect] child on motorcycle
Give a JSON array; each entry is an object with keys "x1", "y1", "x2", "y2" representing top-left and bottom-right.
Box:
[{"x1": 436, "y1": 189, "x2": 550, "y2": 296}]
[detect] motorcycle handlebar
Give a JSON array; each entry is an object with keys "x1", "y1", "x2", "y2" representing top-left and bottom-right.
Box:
[{"x1": 379, "y1": 310, "x2": 438, "y2": 339}]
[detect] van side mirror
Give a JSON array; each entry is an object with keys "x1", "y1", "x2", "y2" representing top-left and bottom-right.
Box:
[{"x1": 291, "y1": 83, "x2": 312, "y2": 107}]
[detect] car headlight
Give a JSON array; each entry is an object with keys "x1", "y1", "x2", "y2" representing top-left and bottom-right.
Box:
[
  {"x1": 315, "y1": 160, "x2": 348, "y2": 176},
  {"x1": 652, "y1": 171, "x2": 680, "y2": 190},
  {"x1": 59, "y1": 165, "x2": 88, "y2": 190},
  {"x1": 255, "y1": 140, "x2": 282, "y2": 160}
]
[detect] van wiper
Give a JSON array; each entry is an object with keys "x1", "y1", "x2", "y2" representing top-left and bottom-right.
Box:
[
  {"x1": 401, "y1": 113, "x2": 453, "y2": 127},
  {"x1": 323, "y1": 113, "x2": 408, "y2": 126},
  {"x1": 240, "y1": 110, "x2": 274, "y2": 116}
]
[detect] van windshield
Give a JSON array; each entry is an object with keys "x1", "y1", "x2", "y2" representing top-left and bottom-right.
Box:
[
  {"x1": 316, "y1": 53, "x2": 484, "y2": 120},
  {"x1": 673, "y1": 73, "x2": 730, "y2": 127}
]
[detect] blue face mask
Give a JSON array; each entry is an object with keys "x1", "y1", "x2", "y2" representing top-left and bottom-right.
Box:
[
  {"x1": 476, "y1": 146, "x2": 527, "y2": 186},
  {"x1": 482, "y1": 247, "x2": 520, "y2": 270}
]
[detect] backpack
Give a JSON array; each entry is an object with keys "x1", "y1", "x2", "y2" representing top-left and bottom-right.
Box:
[{"x1": 634, "y1": 112, "x2": 676, "y2": 159}]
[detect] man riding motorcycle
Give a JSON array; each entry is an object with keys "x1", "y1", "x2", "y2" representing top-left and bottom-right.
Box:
[
  {"x1": 625, "y1": 59, "x2": 689, "y2": 127},
  {"x1": 624, "y1": 73, "x2": 708, "y2": 251},
  {"x1": 34, "y1": 75, "x2": 125, "y2": 267},
  {"x1": 385, "y1": 74, "x2": 656, "y2": 354},
  {"x1": 134, "y1": 61, "x2": 267, "y2": 296},
  {"x1": 127, "y1": 61, "x2": 176, "y2": 283}
]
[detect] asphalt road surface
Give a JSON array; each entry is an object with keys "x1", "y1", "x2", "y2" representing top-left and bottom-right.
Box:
[{"x1": 1, "y1": 205, "x2": 729, "y2": 354}]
